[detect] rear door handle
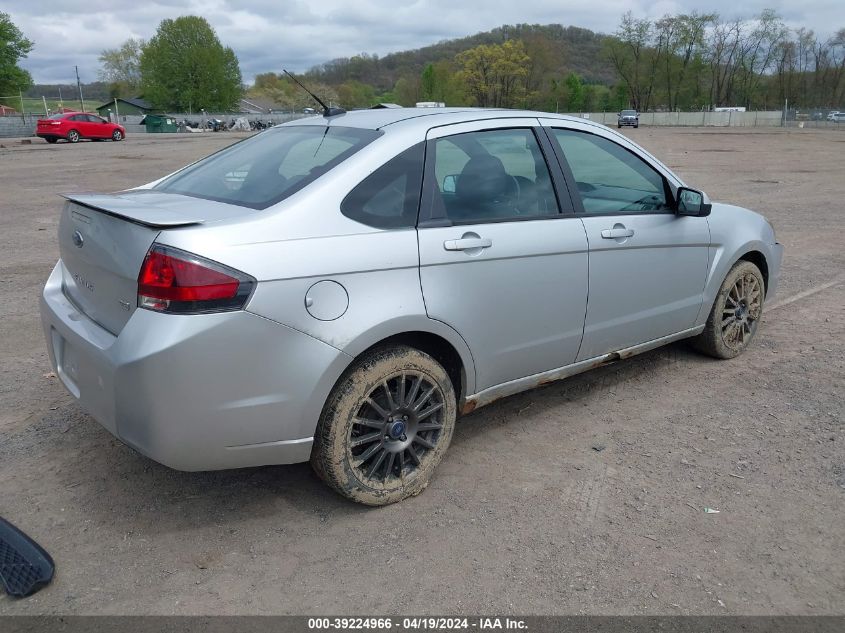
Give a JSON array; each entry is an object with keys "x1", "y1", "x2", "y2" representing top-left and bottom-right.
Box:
[
  {"x1": 443, "y1": 237, "x2": 492, "y2": 251},
  {"x1": 601, "y1": 228, "x2": 635, "y2": 239}
]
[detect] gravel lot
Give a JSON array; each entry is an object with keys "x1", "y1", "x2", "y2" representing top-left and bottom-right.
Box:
[{"x1": 0, "y1": 128, "x2": 843, "y2": 615}]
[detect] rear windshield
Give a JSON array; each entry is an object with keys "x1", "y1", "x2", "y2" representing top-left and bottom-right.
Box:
[
  {"x1": 49, "y1": 113, "x2": 69, "y2": 119},
  {"x1": 154, "y1": 125, "x2": 382, "y2": 209}
]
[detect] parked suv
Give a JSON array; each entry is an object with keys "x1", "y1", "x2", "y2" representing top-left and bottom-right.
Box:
[
  {"x1": 617, "y1": 109, "x2": 639, "y2": 128},
  {"x1": 829, "y1": 112, "x2": 845, "y2": 122}
]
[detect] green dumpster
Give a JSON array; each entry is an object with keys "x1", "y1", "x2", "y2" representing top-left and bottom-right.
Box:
[{"x1": 141, "y1": 114, "x2": 177, "y2": 133}]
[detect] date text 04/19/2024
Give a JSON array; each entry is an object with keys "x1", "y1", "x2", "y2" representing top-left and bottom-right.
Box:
[{"x1": 307, "y1": 618, "x2": 528, "y2": 630}]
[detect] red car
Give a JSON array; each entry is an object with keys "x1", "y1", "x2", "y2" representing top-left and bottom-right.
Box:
[{"x1": 36, "y1": 112, "x2": 125, "y2": 144}]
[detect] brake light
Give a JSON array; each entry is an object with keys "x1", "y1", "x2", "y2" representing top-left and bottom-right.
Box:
[{"x1": 137, "y1": 245, "x2": 255, "y2": 314}]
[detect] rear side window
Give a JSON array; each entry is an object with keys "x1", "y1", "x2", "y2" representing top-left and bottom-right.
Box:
[
  {"x1": 154, "y1": 126, "x2": 381, "y2": 209},
  {"x1": 424, "y1": 128, "x2": 559, "y2": 224},
  {"x1": 341, "y1": 143, "x2": 424, "y2": 228}
]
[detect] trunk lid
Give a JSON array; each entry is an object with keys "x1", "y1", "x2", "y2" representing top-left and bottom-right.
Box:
[{"x1": 57, "y1": 190, "x2": 242, "y2": 335}]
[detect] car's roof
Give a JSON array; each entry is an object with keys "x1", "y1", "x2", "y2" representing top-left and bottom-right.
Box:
[{"x1": 280, "y1": 107, "x2": 592, "y2": 133}]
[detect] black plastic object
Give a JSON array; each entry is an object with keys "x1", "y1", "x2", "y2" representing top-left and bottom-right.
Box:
[{"x1": 0, "y1": 517, "x2": 55, "y2": 597}]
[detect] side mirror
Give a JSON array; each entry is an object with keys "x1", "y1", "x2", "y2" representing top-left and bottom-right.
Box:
[
  {"x1": 676, "y1": 187, "x2": 712, "y2": 217},
  {"x1": 442, "y1": 174, "x2": 459, "y2": 194}
]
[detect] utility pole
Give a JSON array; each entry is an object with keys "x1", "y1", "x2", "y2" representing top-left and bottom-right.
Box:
[{"x1": 75, "y1": 65, "x2": 85, "y2": 112}]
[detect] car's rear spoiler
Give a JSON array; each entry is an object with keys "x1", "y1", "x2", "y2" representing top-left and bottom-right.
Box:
[{"x1": 60, "y1": 192, "x2": 205, "y2": 228}]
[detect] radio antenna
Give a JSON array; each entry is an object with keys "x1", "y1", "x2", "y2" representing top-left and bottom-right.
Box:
[{"x1": 283, "y1": 69, "x2": 345, "y2": 117}]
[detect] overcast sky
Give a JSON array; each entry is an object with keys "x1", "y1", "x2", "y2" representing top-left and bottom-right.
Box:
[{"x1": 5, "y1": 0, "x2": 842, "y2": 86}]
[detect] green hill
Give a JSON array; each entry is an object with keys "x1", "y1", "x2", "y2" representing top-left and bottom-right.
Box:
[{"x1": 305, "y1": 24, "x2": 616, "y2": 91}]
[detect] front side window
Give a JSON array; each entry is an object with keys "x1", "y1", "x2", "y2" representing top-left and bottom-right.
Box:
[
  {"x1": 154, "y1": 126, "x2": 381, "y2": 210},
  {"x1": 426, "y1": 128, "x2": 559, "y2": 223},
  {"x1": 551, "y1": 129, "x2": 671, "y2": 215},
  {"x1": 341, "y1": 143, "x2": 424, "y2": 229}
]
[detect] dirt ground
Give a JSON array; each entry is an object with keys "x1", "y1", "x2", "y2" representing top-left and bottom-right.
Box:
[{"x1": 0, "y1": 128, "x2": 842, "y2": 615}]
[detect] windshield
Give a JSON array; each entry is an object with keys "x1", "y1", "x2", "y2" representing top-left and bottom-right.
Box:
[
  {"x1": 621, "y1": 110, "x2": 637, "y2": 116},
  {"x1": 154, "y1": 125, "x2": 382, "y2": 209}
]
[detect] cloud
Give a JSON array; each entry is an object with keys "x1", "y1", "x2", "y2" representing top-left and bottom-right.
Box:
[{"x1": 4, "y1": 0, "x2": 842, "y2": 85}]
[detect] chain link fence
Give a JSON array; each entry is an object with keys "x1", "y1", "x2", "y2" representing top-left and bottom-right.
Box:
[
  {"x1": 567, "y1": 111, "x2": 786, "y2": 127},
  {"x1": 782, "y1": 108, "x2": 845, "y2": 128},
  {"x1": 4, "y1": 108, "x2": 845, "y2": 139}
]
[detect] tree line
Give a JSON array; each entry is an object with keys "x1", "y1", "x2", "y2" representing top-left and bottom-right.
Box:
[
  {"x1": 98, "y1": 16, "x2": 242, "y2": 111},
  {"x1": 4, "y1": 10, "x2": 843, "y2": 115},
  {"x1": 0, "y1": 12, "x2": 33, "y2": 99},
  {"x1": 263, "y1": 11, "x2": 844, "y2": 112},
  {"x1": 606, "y1": 10, "x2": 845, "y2": 111}
]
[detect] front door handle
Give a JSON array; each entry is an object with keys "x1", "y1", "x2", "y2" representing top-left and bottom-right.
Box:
[
  {"x1": 444, "y1": 237, "x2": 493, "y2": 251},
  {"x1": 601, "y1": 227, "x2": 635, "y2": 239}
]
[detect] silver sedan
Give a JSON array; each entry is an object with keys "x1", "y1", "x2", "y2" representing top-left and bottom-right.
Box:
[{"x1": 40, "y1": 108, "x2": 783, "y2": 505}]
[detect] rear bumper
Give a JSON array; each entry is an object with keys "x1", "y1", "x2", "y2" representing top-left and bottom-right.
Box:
[{"x1": 40, "y1": 262, "x2": 351, "y2": 471}]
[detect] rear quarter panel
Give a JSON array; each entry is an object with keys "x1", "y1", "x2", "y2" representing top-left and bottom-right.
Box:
[{"x1": 155, "y1": 131, "x2": 478, "y2": 396}]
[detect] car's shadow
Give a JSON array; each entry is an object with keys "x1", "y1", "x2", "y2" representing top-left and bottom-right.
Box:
[{"x1": 14, "y1": 341, "x2": 708, "y2": 533}]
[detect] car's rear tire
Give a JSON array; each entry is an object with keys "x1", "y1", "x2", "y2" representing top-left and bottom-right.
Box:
[
  {"x1": 311, "y1": 345, "x2": 457, "y2": 506},
  {"x1": 67, "y1": 129, "x2": 80, "y2": 143},
  {"x1": 112, "y1": 129, "x2": 123, "y2": 141},
  {"x1": 692, "y1": 260, "x2": 765, "y2": 359},
  {"x1": 45, "y1": 137, "x2": 57, "y2": 144}
]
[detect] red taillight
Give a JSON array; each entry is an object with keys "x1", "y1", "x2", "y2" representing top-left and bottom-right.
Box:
[{"x1": 138, "y1": 245, "x2": 255, "y2": 314}]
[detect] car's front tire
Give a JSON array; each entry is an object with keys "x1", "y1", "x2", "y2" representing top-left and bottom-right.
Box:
[
  {"x1": 66, "y1": 129, "x2": 80, "y2": 143},
  {"x1": 311, "y1": 345, "x2": 457, "y2": 506},
  {"x1": 112, "y1": 129, "x2": 123, "y2": 141},
  {"x1": 692, "y1": 260, "x2": 765, "y2": 359}
]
